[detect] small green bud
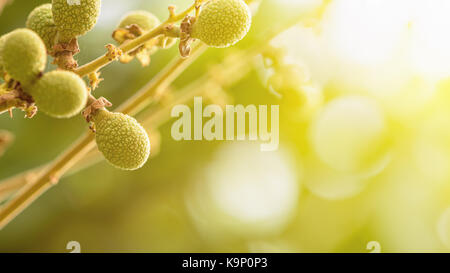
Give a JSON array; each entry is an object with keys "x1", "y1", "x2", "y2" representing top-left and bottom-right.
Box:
[
  {"x1": 118, "y1": 10, "x2": 160, "y2": 32},
  {"x1": 191, "y1": 0, "x2": 252, "y2": 48},
  {"x1": 26, "y1": 4, "x2": 59, "y2": 53},
  {"x1": 52, "y1": 0, "x2": 101, "y2": 42},
  {"x1": 93, "y1": 109, "x2": 151, "y2": 171},
  {"x1": 29, "y1": 70, "x2": 88, "y2": 118},
  {"x1": 0, "y1": 29, "x2": 47, "y2": 85}
]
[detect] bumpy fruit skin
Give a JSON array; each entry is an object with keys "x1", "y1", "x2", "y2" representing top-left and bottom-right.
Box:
[
  {"x1": 191, "y1": 0, "x2": 252, "y2": 48},
  {"x1": 26, "y1": 4, "x2": 59, "y2": 52},
  {"x1": 29, "y1": 71, "x2": 88, "y2": 118},
  {"x1": 93, "y1": 110, "x2": 151, "y2": 171},
  {"x1": 1, "y1": 29, "x2": 46, "y2": 85},
  {"x1": 0, "y1": 33, "x2": 9, "y2": 75},
  {"x1": 118, "y1": 10, "x2": 160, "y2": 32},
  {"x1": 52, "y1": 0, "x2": 101, "y2": 41}
]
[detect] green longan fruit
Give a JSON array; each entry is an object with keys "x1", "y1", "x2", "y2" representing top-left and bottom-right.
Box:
[
  {"x1": 28, "y1": 70, "x2": 88, "y2": 118},
  {"x1": 93, "y1": 109, "x2": 151, "y2": 171},
  {"x1": 0, "y1": 33, "x2": 10, "y2": 75},
  {"x1": 26, "y1": 4, "x2": 59, "y2": 52},
  {"x1": 191, "y1": 0, "x2": 252, "y2": 48},
  {"x1": 118, "y1": 10, "x2": 160, "y2": 32},
  {"x1": 118, "y1": 11, "x2": 176, "y2": 49},
  {"x1": 52, "y1": 0, "x2": 101, "y2": 42},
  {"x1": 0, "y1": 29, "x2": 47, "y2": 85}
]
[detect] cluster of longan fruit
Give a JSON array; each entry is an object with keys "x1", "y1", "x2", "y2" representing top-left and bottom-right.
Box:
[{"x1": 0, "y1": 0, "x2": 252, "y2": 171}]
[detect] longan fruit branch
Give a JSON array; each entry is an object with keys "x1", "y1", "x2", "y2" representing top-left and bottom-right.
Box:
[
  {"x1": 0, "y1": 0, "x2": 212, "y2": 228},
  {"x1": 0, "y1": 44, "x2": 248, "y2": 201},
  {"x1": 0, "y1": 0, "x2": 331, "y2": 229},
  {"x1": 0, "y1": 42, "x2": 206, "y2": 229},
  {"x1": 74, "y1": 1, "x2": 203, "y2": 78}
]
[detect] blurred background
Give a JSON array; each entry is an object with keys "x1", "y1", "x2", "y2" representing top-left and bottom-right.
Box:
[{"x1": 1, "y1": 0, "x2": 450, "y2": 253}]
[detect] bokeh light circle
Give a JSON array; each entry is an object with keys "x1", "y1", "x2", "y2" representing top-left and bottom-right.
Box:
[
  {"x1": 186, "y1": 142, "x2": 300, "y2": 239},
  {"x1": 310, "y1": 96, "x2": 390, "y2": 174}
]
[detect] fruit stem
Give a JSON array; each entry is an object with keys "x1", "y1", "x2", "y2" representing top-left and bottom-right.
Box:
[
  {"x1": 0, "y1": 43, "x2": 206, "y2": 230},
  {"x1": 118, "y1": 42, "x2": 207, "y2": 116},
  {"x1": 0, "y1": 0, "x2": 331, "y2": 229},
  {"x1": 0, "y1": 134, "x2": 96, "y2": 228},
  {"x1": 74, "y1": 2, "x2": 200, "y2": 78},
  {"x1": 0, "y1": 32, "x2": 283, "y2": 204}
]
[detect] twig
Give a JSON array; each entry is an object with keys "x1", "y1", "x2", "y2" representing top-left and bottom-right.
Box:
[
  {"x1": 74, "y1": 2, "x2": 202, "y2": 78},
  {"x1": 0, "y1": 0, "x2": 333, "y2": 229},
  {"x1": 118, "y1": 43, "x2": 207, "y2": 116},
  {"x1": 0, "y1": 43, "x2": 206, "y2": 230},
  {"x1": 0, "y1": 43, "x2": 258, "y2": 202}
]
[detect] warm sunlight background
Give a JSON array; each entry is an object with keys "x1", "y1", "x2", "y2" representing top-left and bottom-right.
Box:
[{"x1": 1, "y1": 0, "x2": 450, "y2": 253}]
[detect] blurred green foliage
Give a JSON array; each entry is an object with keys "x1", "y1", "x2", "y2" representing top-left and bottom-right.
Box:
[
  {"x1": 2, "y1": 0, "x2": 449, "y2": 254},
  {"x1": 0, "y1": 0, "x2": 312, "y2": 253}
]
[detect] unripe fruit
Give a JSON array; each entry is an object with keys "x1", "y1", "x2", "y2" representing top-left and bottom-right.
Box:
[
  {"x1": 26, "y1": 4, "x2": 59, "y2": 53},
  {"x1": 52, "y1": 0, "x2": 101, "y2": 42},
  {"x1": 117, "y1": 11, "x2": 175, "y2": 49},
  {"x1": 93, "y1": 109, "x2": 151, "y2": 170},
  {"x1": 29, "y1": 70, "x2": 88, "y2": 118},
  {"x1": 0, "y1": 29, "x2": 47, "y2": 85},
  {"x1": 118, "y1": 10, "x2": 160, "y2": 32},
  {"x1": 191, "y1": 0, "x2": 252, "y2": 48},
  {"x1": 0, "y1": 33, "x2": 9, "y2": 75}
]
